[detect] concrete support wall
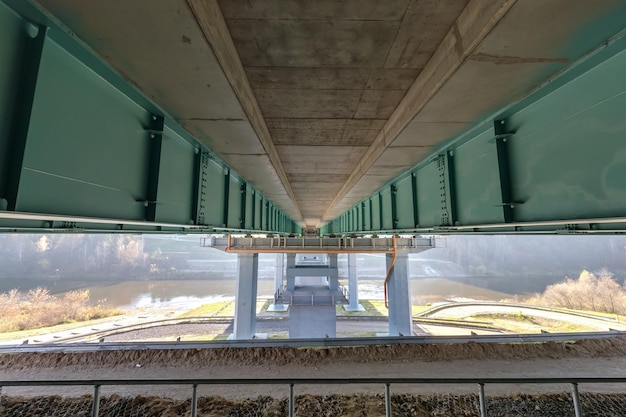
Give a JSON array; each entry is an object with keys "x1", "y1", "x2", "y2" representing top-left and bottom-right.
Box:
[
  {"x1": 289, "y1": 305, "x2": 336, "y2": 338},
  {"x1": 386, "y1": 251, "x2": 412, "y2": 336},
  {"x1": 233, "y1": 252, "x2": 258, "y2": 339}
]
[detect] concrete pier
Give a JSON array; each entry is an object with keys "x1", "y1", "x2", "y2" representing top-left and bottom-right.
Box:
[
  {"x1": 386, "y1": 251, "x2": 412, "y2": 336},
  {"x1": 276, "y1": 253, "x2": 346, "y2": 338},
  {"x1": 267, "y1": 253, "x2": 288, "y2": 312},
  {"x1": 344, "y1": 253, "x2": 365, "y2": 312},
  {"x1": 286, "y1": 253, "x2": 296, "y2": 291},
  {"x1": 328, "y1": 254, "x2": 338, "y2": 291},
  {"x1": 233, "y1": 253, "x2": 259, "y2": 339}
]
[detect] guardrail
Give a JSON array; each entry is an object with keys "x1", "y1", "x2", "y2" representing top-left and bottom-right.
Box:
[
  {"x1": 203, "y1": 235, "x2": 435, "y2": 253},
  {"x1": 274, "y1": 285, "x2": 349, "y2": 306},
  {"x1": 1, "y1": 331, "x2": 625, "y2": 353},
  {"x1": 2, "y1": 376, "x2": 625, "y2": 417}
]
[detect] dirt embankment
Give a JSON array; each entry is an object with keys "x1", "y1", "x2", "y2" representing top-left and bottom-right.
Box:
[
  {"x1": 3, "y1": 339, "x2": 626, "y2": 415},
  {"x1": 2, "y1": 338, "x2": 626, "y2": 370}
]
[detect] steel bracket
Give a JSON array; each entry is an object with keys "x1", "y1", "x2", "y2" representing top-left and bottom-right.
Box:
[
  {"x1": 436, "y1": 153, "x2": 456, "y2": 226},
  {"x1": 390, "y1": 183, "x2": 398, "y2": 229},
  {"x1": 494, "y1": 119, "x2": 516, "y2": 223},
  {"x1": 145, "y1": 114, "x2": 164, "y2": 221}
]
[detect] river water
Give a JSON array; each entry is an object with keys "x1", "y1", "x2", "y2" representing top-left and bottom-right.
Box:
[
  {"x1": 4, "y1": 254, "x2": 556, "y2": 310},
  {"x1": 84, "y1": 276, "x2": 513, "y2": 310}
]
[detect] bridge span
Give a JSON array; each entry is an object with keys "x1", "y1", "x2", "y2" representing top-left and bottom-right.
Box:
[{"x1": 0, "y1": 1, "x2": 625, "y2": 235}]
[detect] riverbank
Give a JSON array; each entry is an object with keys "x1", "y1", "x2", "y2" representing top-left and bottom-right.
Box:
[{"x1": 3, "y1": 298, "x2": 625, "y2": 345}]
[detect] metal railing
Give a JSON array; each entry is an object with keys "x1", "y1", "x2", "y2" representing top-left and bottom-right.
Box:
[
  {"x1": 2, "y1": 376, "x2": 625, "y2": 417},
  {"x1": 204, "y1": 235, "x2": 435, "y2": 253},
  {"x1": 2, "y1": 331, "x2": 625, "y2": 353}
]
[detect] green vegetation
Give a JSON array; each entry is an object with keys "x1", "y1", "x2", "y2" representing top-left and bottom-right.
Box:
[
  {"x1": 0, "y1": 315, "x2": 126, "y2": 342},
  {"x1": 178, "y1": 300, "x2": 234, "y2": 317},
  {"x1": 412, "y1": 305, "x2": 430, "y2": 315},
  {"x1": 179, "y1": 298, "x2": 273, "y2": 318},
  {"x1": 335, "y1": 300, "x2": 387, "y2": 316},
  {"x1": 0, "y1": 288, "x2": 121, "y2": 333},
  {"x1": 171, "y1": 334, "x2": 229, "y2": 342},
  {"x1": 182, "y1": 299, "x2": 431, "y2": 319},
  {"x1": 269, "y1": 334, "x2": 289, "y2": 339},
  {"x1": 468, "y1": 312, "x2": 596, "y2": 333}
]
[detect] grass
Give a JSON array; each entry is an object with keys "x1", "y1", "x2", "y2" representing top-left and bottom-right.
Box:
[
  {"x1": 178, "y1": 298, "x2": 275, "y2": 318},
  {"x1": 269, "y1": 334, "x2": 289, "y2": 339},
  {"x1": 173, "y1": 334, "x2": 230, "y2": 341},
  {"x1": 349, "y1": 331, "x2": 378, "y2": 337},
  {"x1": 575, "y1": 309, "x2": 626, "y2": 322},
  {"x1": 335, "y1": 300, "x2": 386, "y2": 316},
  {"x1": 178, "y1": 300, "x2": 234, "y2": 318},
  {"x1": 180, "y1": 298, "x2": 428, "y2": 319},
  {"x1": 467, "y1": 312, "x2": 597, "y2": 333},
  {"x1": 0, "y1": 314, "x2": 125, "y2": 342},
  {"x1": 0, "y1": 288, "x2": 122, "y2": 335},
  {"x1": 412, "y1": 305, "x2": 431, "y2": 315}
]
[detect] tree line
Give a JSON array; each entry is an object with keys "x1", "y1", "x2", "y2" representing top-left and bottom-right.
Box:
[{"x1": 527, "y1": 269, "x2": 626, "y2": 315}]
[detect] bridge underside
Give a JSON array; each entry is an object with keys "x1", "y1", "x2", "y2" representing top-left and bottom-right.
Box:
[{"x1": 0, "y1": 1, "x2": 625, "y2": 235}]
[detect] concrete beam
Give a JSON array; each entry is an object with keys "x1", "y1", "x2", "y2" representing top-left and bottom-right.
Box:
[
  {"x1": 186, "y1": 0, "x2": 303, "y2": 223},
  {"x1": 323, "y1": 0, "x2": 517, "y2": 221}
]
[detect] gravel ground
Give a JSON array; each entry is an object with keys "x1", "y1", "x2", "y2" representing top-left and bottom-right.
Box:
[{"x1": 99, "y1": 317, "x2": 390, "y2": 342}]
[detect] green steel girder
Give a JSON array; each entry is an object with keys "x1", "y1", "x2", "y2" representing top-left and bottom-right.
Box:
[
  {"x1": 0, "y1": 0, "x2": 298, "y2": 235},
  {"x1": 4, "y1": 24, "x2": 46, "y2": 212},
  {"x1": 322, "y1": 28, "x2": 626, "y2": 236}
]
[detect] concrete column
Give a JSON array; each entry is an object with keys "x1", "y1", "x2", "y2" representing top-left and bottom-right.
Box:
[
  {"x1": 274, "y1": 253, "x2": 284, "y2": 293},
  {"x1": 233, "y1": 252, "x2": 258, "y2": 339},
  {"x1": 328, "y1": 253, "x2": 338, "y2": 291},
  {"x1": 268, "y1": 253, "x2": 288, "y2": 312},
  {"x1": 344, "y1": 253, "x2": 365, "y2": 311},
  {"x1": 286, "y1": 253, "x2": 296, "y2": 291},
  {"x1": 386, "y1": 250, "x2": 412, "y2": 336}
]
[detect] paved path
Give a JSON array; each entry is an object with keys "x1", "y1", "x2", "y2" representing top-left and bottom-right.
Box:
[{"x1": 424, "y1": 304, "x2": 626, "y2": 331}]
